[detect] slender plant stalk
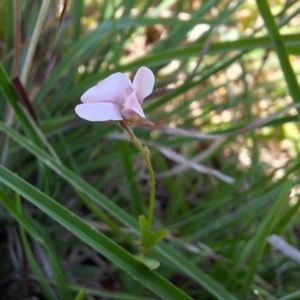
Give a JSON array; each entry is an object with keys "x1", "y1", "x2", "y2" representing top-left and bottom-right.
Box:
[
  {"x1": 20, "y1": 0, "x2": 50, "y2": 85},
  {"x1": 13, "y1": 0, "x2": 21, "y2": 77},
  {"x1": 120, "y1": 121, "x2": 156, "y2": 227},
  {"x1": 255, "y1": 0, "x2": 300, "y2": 118}
]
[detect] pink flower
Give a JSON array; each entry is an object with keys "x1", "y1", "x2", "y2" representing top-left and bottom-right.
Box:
[{"x1": 75, "y1": 67, "x2": 154, "y2": 124}]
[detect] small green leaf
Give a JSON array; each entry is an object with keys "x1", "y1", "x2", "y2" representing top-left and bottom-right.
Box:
[
  {"x1": 139, "y1": 215, "x2": 150, "y2": 234},
  {"x1": 146, "y1": 230, "x2": 169, "y2": 251},
  {"x1": 73, "y1": 288, "x2": 86, "y2": 300},
  {"x1": 139, "y1": 214, "x2": 169, "y2": 255},
  {"x1": 136, "y1": 256, "x2": 161, "y2": 270}
]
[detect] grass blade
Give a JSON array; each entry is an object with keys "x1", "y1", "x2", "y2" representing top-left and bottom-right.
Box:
[
  {"x1": 0, "y1": 121, "x2": 236, "y2": 300},
  {"x1": 256, "y1": 0, "x2": 300, "y2": 116},
  {"x1": 0, "y1": 164, "x2": 193, "y2": 300}
]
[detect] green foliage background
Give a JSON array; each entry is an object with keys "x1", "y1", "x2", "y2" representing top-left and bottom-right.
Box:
[{"x1": 1, "y1": 0, "x2": 300, "y2": 299}]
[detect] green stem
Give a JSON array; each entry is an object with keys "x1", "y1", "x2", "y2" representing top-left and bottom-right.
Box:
[
  {"x1": 20, "y1": 0, "x2": 50, "y2": 85},
  {"x1": 120, "y1": 121, "x2": 156, "y2": 227},
  {"x1": 255, "y1": 0, "x2": 300, "y2": 119}
]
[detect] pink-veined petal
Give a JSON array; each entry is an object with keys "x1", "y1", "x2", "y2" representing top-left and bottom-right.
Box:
[
  {"x1": 132, "y1": 67, "x2": 154, "y2": 103},
  {"x1": 75, "y1": 103, "x2": 123, "y2": 121},
  {"x1": 81, "y1": 73, "x2": 132, "y2": 104},
  {"x1": 121, "y1": 92, "x2": 145, "y2": 119}
]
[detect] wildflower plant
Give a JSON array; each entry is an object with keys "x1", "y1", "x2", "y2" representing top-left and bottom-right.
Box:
[
  {"x1": 0, "y1": 1, "x2": 299, "y2": 299},
  {"x1": 76, "y1": 67, "x2": 168, "y2": 261}
]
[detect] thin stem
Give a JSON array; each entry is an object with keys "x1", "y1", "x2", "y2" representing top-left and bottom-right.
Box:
[
  {"x1": 255, "y1": 0, "x2": 300, "y2": 119},
  {"x1": 120, "y1": 121, "x2": 156, "y2": 227},
  {"x1": 20, "y1": 0, "x2": 50, "y2": 85}
]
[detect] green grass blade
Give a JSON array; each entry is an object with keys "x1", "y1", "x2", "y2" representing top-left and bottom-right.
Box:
[
  {"x1": 0, "y1": 187, "x2": 43, "y2": 242},
  {"x1": 256, "y1": 0, "x2": 300, "y2": 116},
  {"x1": 72, "y1": 0, "x2": 83, "y2": 42},
  {"x1": 73, "y1": 288, "x2": 86, "y2": 300},
  {"x1": 0, "y1": 62, "x2": 40, "y2": 143},
  {"x1": 0, "y1": 165, "x2": 193, "y2": 300},
  {"x1": 0, "y1": 61, "x2": 60, "y2": 161},
  {"x1": 0, "y1": 189, "x2": 73, "y2": 299},
  {"x1": 20, "y1": 0, "x2": 50, "y2": 85},
  {"x1": 19, "y1": 229, "x2": 59, "y2": 300},
  {"x1": 239, "y1": 181, "x2": 292, "y2": 299},
  {"x1": 119, "y1": 141, "x2": 144, "y2": 217},
  {"x1": 0, "y1": 122, "x2": 237, "y2": 300}
]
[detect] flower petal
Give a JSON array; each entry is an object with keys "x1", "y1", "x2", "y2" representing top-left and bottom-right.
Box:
[
  {"x1": 81, "y1": 73, "x2": 132, "y2": 104},
  {"x1": 133, "y1": 67, "x2": 155, "y2": 103},
  {"x1": 121, "y1": 91, "x2": 145, "y2": 119},
  {"x1": 75, "y1": 103, "x2": 123, "y2": 121}
]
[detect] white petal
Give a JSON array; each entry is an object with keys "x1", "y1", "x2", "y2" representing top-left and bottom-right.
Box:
[
  {"x1": 75, "y1": 103, "x2": 123, "y2": 121},
  {"x1": 122, "y1": 92, "x2": 145, "y2": 119},
  {"x1": 133, "y1": 67, "x2": 154, "y2": 103},
  {"x1": 81, "y1": 73, "x2": 132, "y2": 104}
]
